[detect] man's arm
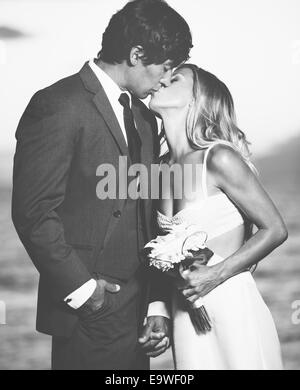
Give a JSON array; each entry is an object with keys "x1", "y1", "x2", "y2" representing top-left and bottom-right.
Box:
[
  {"x1": 147, "y1": 267, "x2": 171, "y2": 318},
  {"x1": 64, "y1": 279, "x2": 97, "y2": 309},
  {"x1": 138, "y1": 109, "x2": 171, "y2": 356},
  {"x1": 147, "y1": 301, "x2": 170, "y2": 319},
  {"x1": 138, "y1": 262, "x2": 172, "y2": 357},
  {"x1": 12, "y1": 90, "x2": 93, "y2": 302}
]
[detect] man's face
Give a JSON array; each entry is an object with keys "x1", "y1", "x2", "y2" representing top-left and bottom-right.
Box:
[{"x1": 126, "y1": 59, "x2": 173, "y2": 99}]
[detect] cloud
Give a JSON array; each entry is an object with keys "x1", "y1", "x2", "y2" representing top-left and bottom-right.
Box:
[{"x1": 0, "y1": 26, "x2": 27, "y2": 40}]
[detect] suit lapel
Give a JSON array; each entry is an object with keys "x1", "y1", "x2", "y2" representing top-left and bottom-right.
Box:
[
  {"x1": 80, "y1": 62, "x2": 129, "y2": 159},
  {"x1": 93, "y1": 92, "x2": 129, "y2": 158},
  {"x1": 80, "y1": 63, "x2": 156, "y2": 242}
]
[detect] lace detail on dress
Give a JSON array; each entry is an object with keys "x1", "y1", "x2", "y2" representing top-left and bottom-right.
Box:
[
  {"x1": 156, "y1": 143, "x2": 244, "y2": 240},
  {"x1": 156, "y1": 193, "x2": 244, "y2": 241}
]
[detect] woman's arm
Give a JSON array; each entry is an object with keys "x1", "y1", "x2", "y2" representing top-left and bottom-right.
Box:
[
  {"x1": 211, "y1": 145, "x2": 288, "y2": 281},
  {"x1": 180, "y1": 145, "x2": 288, "y2": 301}
]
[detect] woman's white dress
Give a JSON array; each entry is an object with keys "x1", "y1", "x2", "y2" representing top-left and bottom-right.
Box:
[{"x1": 157, "y1": 145, "x2": 283, "y2": 370}]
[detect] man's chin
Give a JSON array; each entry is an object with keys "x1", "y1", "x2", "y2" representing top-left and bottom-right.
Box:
[
  {"x1": 137, "y1": 91, "x2": 151, "y2": 100},
  {"x1": 131, "y1": 90, "x2": 153, "y2": 100}
]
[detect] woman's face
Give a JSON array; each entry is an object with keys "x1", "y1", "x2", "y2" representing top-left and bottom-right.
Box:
[{"x1": 149, "y1": 67, "x2": 194, "y2": 114}]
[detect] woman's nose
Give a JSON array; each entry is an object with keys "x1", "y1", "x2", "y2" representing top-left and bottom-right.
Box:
[{"x1": 160, "y1": 70, "x2": 172, "y2": 87}]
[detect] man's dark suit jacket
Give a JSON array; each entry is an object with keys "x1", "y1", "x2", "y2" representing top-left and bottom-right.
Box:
[{"x1": 12, "y1": 62, "x2": 167, "y2": 338}]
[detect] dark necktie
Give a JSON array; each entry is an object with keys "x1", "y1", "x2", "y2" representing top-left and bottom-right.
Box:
[
  {"x1": 119, "y1": 94, "x2": 147, "y2": 250},
  {"x1": 118, "y1": 93, "x2": 142, "y2": 165}
]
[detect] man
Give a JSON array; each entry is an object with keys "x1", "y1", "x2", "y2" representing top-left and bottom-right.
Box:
[{"x1": 12, "y1": 0, "x2": 192, "y2": 370}]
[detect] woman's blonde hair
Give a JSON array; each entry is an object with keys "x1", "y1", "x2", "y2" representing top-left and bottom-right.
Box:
[{"x1": 161, "y1": 64, "x2": 256, "y2": 172}]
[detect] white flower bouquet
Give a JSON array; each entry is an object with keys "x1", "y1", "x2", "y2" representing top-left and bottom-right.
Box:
[{"x1": 143, "y1": 223, "x2": 214, "y2": 334}]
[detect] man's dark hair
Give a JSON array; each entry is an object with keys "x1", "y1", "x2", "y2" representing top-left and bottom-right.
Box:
[{"x1": 98, "y1": 0, "x2": 193, "y2": 67}]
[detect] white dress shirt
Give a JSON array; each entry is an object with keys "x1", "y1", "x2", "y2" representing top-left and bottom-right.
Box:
[
  {"x1": 89, "y1": 59, "x2": 130, "y2": 145},
  {"x1": 64, "y1": 60, "x2": 169, "y2": 319}
]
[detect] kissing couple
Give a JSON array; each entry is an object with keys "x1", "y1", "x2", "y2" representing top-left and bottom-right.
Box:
[{"x1": 12, "y1": 0, "x2": 287, "y2": 370}]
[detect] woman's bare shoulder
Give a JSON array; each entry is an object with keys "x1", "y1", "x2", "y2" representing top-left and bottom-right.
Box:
[{"x1": 207, "y1": 143, "x2": 252, "y2": 187}]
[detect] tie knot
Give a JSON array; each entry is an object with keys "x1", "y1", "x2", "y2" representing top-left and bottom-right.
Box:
[{"x1": 119, "y1": 93, "x2": 130, "y2": 109}]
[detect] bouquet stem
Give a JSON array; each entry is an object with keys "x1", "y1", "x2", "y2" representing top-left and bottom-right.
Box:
[
  {"x1": 188, "y1": 306, "x2": 212, "y2": 334},
  {"x1": 188, "y1": 298, "x2": 212, "y2": 334}
]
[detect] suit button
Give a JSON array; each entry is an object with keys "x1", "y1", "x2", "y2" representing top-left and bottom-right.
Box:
[{"x1": 113, "y1": 210, "x2": 122, "y2": 218}]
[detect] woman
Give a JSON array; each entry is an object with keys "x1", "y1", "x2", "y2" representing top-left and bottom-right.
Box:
[{"x1": 149, "y1": 64, "x2": 288, "y2": 370}]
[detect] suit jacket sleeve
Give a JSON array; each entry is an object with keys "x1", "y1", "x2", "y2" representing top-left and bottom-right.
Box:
[
  {"x1": 12, "y1": 90, "x2": 92, "y2": 302},
  {"x1": 146, "y1": 114, "x2": 172, "y2": 312}
]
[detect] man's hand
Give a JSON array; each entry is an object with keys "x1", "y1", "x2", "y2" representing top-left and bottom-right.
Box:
[
  {"x1": 178, "y1": 261, "x2": 223, "y2": 303},
  {"x1": 138, "y1": 316, "x2": 171, "y2": 358},
  {"x1": 78, "y1": 279, "x2": 120, "y2": 317}
]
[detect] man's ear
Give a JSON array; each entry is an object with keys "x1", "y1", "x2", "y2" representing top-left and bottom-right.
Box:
[{"x1": 129, "y1": 46, "x2": 145, "y2": 66}]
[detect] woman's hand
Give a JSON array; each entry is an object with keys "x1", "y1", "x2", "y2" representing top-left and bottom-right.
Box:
[{"x1": 177, "y1": 261, "x2": 223, "y2": 303}]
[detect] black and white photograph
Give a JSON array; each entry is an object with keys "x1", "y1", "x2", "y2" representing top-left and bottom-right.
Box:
[{"x1": 0, "y1": 0, "x2": 299, "y2": 371}]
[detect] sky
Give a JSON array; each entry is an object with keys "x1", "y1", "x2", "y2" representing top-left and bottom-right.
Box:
[{"x1": 0, "y1": 0, "x2": 300, "y2": 157}]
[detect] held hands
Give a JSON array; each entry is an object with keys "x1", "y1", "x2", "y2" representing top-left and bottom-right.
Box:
[
  {"x1": 138, "y1": 316, "x2": 171, "y2": 358},
  {"x1": 177, "y1": 261, "x2": 223, "y2": 304},
  {"x1": 78, "y1": 279, "x2": 120, "y2": 317}
]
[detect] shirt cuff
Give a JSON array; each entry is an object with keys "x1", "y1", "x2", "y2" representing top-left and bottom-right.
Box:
[
  {"x1": 147, "y1": 301, "x2": 170, "y2": 319},
  {"x1": 64, "y1": 279, "x2": 97, "y2": 309}
]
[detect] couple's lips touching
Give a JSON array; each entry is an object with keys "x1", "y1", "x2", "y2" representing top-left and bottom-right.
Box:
[
  {"x1": 150, "y1": 89, "x2": 159, "y2": 96},
  {"x1": 150, "y1": 86, "x2": 164, "y2": 97}
]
